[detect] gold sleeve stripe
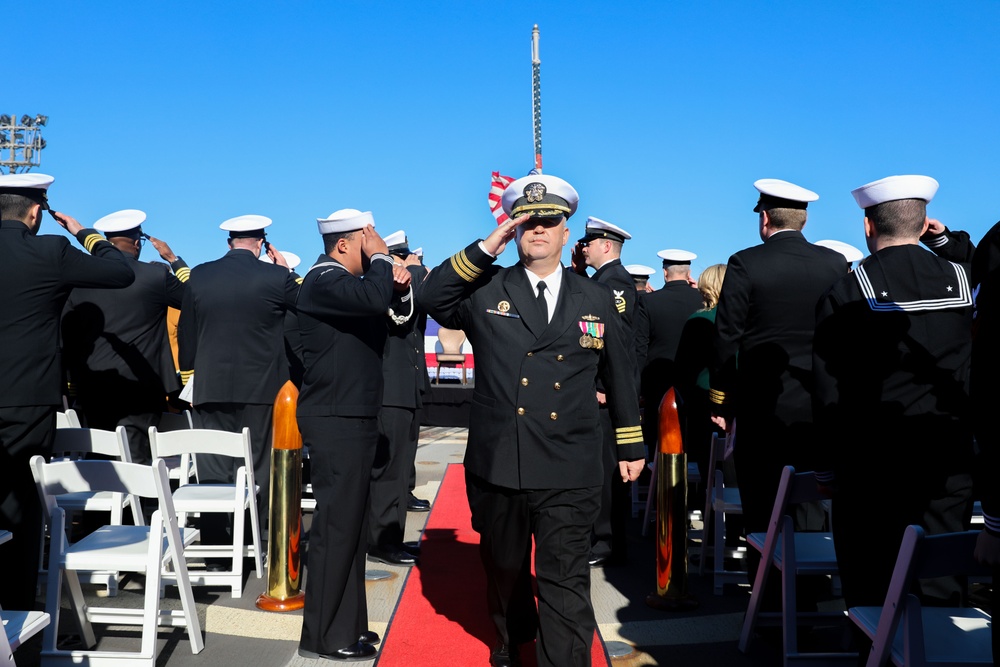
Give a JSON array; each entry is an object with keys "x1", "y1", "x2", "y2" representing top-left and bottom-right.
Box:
[
  {"x1": 616, "y1": 303, "x2": 626, "y2": 313},
  {"x1": 616, "y1": 426, "x2": 642, "y2": 435},
  {"x1": 179, "y1": 370, "x2": 193, "y2": 384},
  {"x1": 82, "y1": 233, "x2": 105, "y2": 253},
  {"x1": 455, "y1": 249, "x2": 483, "y2": 280},
  {"x1": 617, "y1": 435, "x2": 645, "y2": 445},
  {"x1": 450, "y1": 250, "x2": 481, "y2": 283},
  {"x1": 708, "y1": 388, "x2": 728, "y2": 405},
  {"x1": 295, "y1": 276, "x2": 304, "y2": 285},
  {"x1": 174, "y1": 267, "x2": 191, "y2": 282}
]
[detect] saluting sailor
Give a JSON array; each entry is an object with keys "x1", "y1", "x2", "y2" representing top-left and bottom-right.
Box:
[
  {"x1": 366, "y1": 229, "x2": 430, "y2": 567},
  {"x1": 813, "y1": 175, "x2": 975, "y2": 629},
  {"x1": 177, "y1": 214, "x2": 300, "y2": 562},
  {"x1": 0, "y1": 173, "x2": 135, "y2": 611},
  {"x1": 420, "y1": 174, "x2": 644, "y2": 667},
  {"x1": 296, "y1": 209, "x2": 400, "y2": 662},
  {"x1": 62, "y1": 208, "x2": 190, "y2": 465}
]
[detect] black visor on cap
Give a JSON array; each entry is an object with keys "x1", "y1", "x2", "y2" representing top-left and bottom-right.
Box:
[
  {"x1": 578, "y1": 230, "x2": 626, "y2": 245},
  {"x1": 387, "y1": 243, "x2": 411, "y2": 257},
  {"x1": 228, "y1": 230, "x2": 267, "y2": 239},
  {"x1": 753, "y1": 194, "x2": 809, "y2": 213}
]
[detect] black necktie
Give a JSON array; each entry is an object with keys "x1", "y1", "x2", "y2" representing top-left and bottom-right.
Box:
[{"x1": 536, "y1": 281, "x2": 548, "y2": 322}]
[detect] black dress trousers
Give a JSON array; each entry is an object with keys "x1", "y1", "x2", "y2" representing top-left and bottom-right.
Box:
[
  {"x1": 299, "y1": 415, "x2": 378, "y2": 654},
  {"x1": 368, "y1": 406, "x2": 418, "y2": 548}
]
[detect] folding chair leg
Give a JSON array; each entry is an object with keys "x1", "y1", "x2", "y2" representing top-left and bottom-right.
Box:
[
  {"x1": 714, "y1": 502, "x2": 726, "y2": 595},
  {"x1": 162, "y1": 512, "x2": 204, "y2": 655},
  {"x1": 738, "y1": 534, "x2": 773, "y2": 652},
  {"x1": 231, "y1": 504, "x2": 245, "y2": 598},
  {"x1": 248, "y1": 497, "x2": 263, "y2": 579},
  {"x1": 781, "y1": 518, "x2": 799, "y2": 659}
]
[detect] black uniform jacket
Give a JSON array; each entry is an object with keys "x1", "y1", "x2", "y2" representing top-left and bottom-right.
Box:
[
  {"x1": 592, "y1": 258, "x2": 638, "y2": 394},
  {"x1": 421, "y1": 241, "x2": 644, "y2": 490},
  {"x1": 178, "y1": 249, "x2": 299, "y2": 405},
  {"x1": 382, "y1": 265, "x2": 429, "y2": 410},
  {"x1": 813, "y1": 245, "x2": 974, "y2": 487},
  {"x1": 710, "y1": 230, "x2": 846, "y2": 426},
  {"x1": 0, "y1": 221, "x2": 134, "y2": 408},
  {"x1": 971, "y1": 221, "x2": 1000, "y2": 535},
  {"x1": 296, "y1": 254, "x2": 394, "y2": 418},
  {"x1": 635, "y1": 280, "x2": 704, "y2": 396},
  {"x1": 63, "y1": 256, "x2": 187, "y2": 403}
]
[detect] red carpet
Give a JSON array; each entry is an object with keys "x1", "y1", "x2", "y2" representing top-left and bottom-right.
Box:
[{"x1": 375, "y1": 464, "x2": 611, "y2": 666}]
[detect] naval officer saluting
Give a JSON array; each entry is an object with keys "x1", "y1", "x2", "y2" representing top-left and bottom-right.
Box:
[
  {"x1": 177, "y1": 214, "x2": 300, "y2": 559},
  {"x1": 421, "y1": 174, "x2": 644, "y2": 667},
  {"x1": 0, "y1": 173, "x2": 135, "y2": 610}
]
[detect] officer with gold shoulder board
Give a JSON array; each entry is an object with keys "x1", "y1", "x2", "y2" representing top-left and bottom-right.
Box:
[
  {"x1": 421, "y1": 174, "x2": 644, "y2": 667},
  {"x1": 0, "y1": 173, "x2": 135, "y2": 610}
]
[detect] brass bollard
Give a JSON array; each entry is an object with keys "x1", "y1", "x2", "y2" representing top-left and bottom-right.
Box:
[
  {"x1": 256, "y1": 381, "x2": 306, "y2": 611},
  {"x1": 646, "y1": 387, "x2": 698, "y2": 611}
]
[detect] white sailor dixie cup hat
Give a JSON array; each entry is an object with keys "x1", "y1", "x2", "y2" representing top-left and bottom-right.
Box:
[
  {"x1": 501, "y1": 174, "x2": 579, "y2": 219},
  {"x1": 624, "y1": 264, "x2": 657, "y2": 277},
  {"x1": 220, "y1": 214, "x2": 272, "y2": 238},
  {"x1": 657, "y1": 249, "x2": 697, "y2": 265},
  {"x1": 753, "y1": 178, "x2": 819, "y2": 212},
  {"x1": 384, "y1": 230, "x2": 410, "y2": 256},
  {"x1": 93, "y1": 209, "x2": 146, "y2": 236},
  {"x1": 316, "y1": 209, "x2": 375, "y2": 235},
  {"x1": 0, "y1": 172, "x2": 54, "y2": 208},
  {"x1": 577, "y1": 216, "x2": 631, "y2": 244},
  {"x1": 259, "y1": 250, "x2": 302, "y2": 270},
  {"x1": 815, "y1": 239, "x2": 864, "y2": 263},
  {"x1": 850, "y1": 175, "x2": 939, "y2": 209}
]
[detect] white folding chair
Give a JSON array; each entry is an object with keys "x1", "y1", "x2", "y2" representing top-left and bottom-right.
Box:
[
  {"x1": 738, "y1": 465, "x2": 856, "y2": 665},
  {"x1": 55, "y1": 408, "x2": 82, "y2": 429},
  {"x1": 39, "y1": 426, "x2": 141, "y2": 596},
  {"x1": 155, "y1": 410, "x2": 198, "y2": 483},
  {"x1": 30, "y1": 456, "x2": 204, "y2": 667},
  {"x1": 1, "y1": 530, "x2": 52, "y2": 667},
  {"x1": 699, "y1": 432, "x2": 746, "y2": 594},
  {"x1": 849, "y1": 525, "x2": 992, "y2": 666},
  {"x1": 148, "y1": 426, "x2": 263, "y2": 597}
]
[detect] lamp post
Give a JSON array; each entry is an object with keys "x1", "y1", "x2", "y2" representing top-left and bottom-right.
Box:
[{"x1": 0, "y1": 114, "x2": 48, "y2": 174}]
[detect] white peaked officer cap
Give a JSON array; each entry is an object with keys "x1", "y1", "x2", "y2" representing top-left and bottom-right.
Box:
[
  {"x1": 259, "y1": 250, "x2": 301, "y2": 269},
  {"x1": 850, "y1": 175, "x2": 939, "y2": 209},
  {"x1": 0, "y1": 172, "x2": 55, "y2": 208},
  {"x1": 501, "y1": 174, "x2": 579, "y2": 219},
  {"x1": 577, "y1": 216, "x2": 631, "y2": 244},
  {"x1": 93, "y1": 209, "x2": 146, "y2": 236},
  {"x1": 624, "y1": 264, "x2": 657, "y2": 277},
  {"x1": 815, "y1": 239, "x2": 864, "y2": 263},
  {"x1": 657, "y1": 249, "x2": 698, "y2": 265},
  {"x1": 753, "y1": 178, "x2": 819, "y2": 212},
  {"x1": 220, "y1": 214, "x2": 272, "y2": 238},
  {"x1": 317, "y1": 208, "x2": 375, "y2": 235},
  {"x1": 412, "y1": 247, "x2": 424, "y2": 257}
]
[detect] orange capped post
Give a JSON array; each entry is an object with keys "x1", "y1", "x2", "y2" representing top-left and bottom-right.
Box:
[
  {"x1": 646, "y1": 387, "x2": 698, "y2": 611},
  {"x1": 256, "y1": 380, "x2": 306, "y2": 611}
]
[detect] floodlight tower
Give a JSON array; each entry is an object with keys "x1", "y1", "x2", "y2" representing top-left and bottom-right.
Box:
[{"x1": 0, "y1": 114, "x2": 48, "y2": 174}]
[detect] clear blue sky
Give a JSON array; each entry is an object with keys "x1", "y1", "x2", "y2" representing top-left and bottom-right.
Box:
[{"x1": 6, "y1": 1, "x2": 1000, "y2": 286}]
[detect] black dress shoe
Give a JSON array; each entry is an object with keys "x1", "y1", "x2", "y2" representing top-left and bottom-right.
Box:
[
  {"x1": 367, "y1": 545, "x2": 418, "y2": 566},
  {"x1": 588, "y1": 555, "x2": 608, "y2": 568},
  {"x1": 490, "y1": 642, "x2": 522, "y2": 667},
  {"x1": 359, "y1": 630, "x2": 380, "y2": 645},
  {"x1": 298, "y1": 641, "x2": 378, "y2": 661},
  {"x1": 401, "y1": 541, "x2": 421, "y2": 556},
  {"x1": 407, "y1": 493, "x2": 431, "y2": 512}
]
